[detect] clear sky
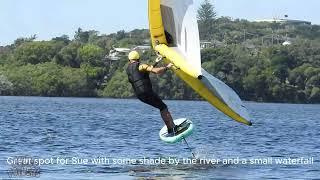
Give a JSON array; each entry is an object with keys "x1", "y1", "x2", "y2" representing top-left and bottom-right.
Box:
[{"x1": 0, "y1": 0, "x2": 319, "y2": 46}]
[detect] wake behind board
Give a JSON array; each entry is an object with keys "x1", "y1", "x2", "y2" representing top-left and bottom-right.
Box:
[{"x1": 159, "y1": 118, "x2": 194, "y2": 143}]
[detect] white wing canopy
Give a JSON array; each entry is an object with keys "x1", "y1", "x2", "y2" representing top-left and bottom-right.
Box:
[
  {"x1": 201, "y1": 70, "x2": 251, "y2": 122},
  {"x1": 150, "y1": 0, "x2": 252, "y2": 125},
  {"x1": 160, "y1": 0, "x2": 202, "y2": 75}
]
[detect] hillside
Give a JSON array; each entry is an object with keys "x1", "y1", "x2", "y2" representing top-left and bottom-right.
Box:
[{"x1": 0, "y1": 18, "x2": 320, "y2": 103}]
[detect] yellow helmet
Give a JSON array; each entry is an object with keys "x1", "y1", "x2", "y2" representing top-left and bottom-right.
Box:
[{"x1": 128, "y1": 51, "x2": 140, "y2": 61}]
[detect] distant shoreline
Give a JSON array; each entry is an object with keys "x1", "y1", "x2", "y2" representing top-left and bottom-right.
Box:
[{"x1": 1, "y1": 95, "x2": 319, "y2": 105}]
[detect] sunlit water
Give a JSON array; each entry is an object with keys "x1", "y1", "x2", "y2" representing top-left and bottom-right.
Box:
[{"x1": 0, "y1": 96, "x2": 319, "y2": 179}]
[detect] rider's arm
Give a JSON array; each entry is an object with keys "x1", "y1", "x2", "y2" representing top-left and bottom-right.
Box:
[{"x1": 139, "y1": 64, "x2": 172, "y2": 74}]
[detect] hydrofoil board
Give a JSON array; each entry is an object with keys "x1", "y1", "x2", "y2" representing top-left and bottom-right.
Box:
[{"x1": 159, "y1": 118, "x2": 194, "y2": 143}]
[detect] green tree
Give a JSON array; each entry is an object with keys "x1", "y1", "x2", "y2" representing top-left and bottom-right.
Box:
[
  {"x1": 0, "y1": 46, "x2": 12, "y2": 65},
  {"x1": 52, "y1": 35, "x2": 70, "y2": 44},
  {"x1": 243, "y1": 67, "x2": 269, "y2": 101},
  {"x1": 81, "y1": 63, "x2": 106, "y2": 89},
  {"x1": 14, "y1": 41, "x2": 64, "y2": 65},
  {"x1": 78, "y1": 44, "x2": 105, "y2": 67},
  {"x1": 306, "y1": 74, "x2": 320, "y2": 88},
  {"x1": 13, "y1": 34, "x2": 37, "y2": 47},
  {"x1": 116, "y1": 30, "x2": 126, "y2": 40},
  {"x1": 197, "y1": 0, "x2": 216, "y2": 22},
  {"x1": 102, "y1": 70, "x2": 133, "y2": 98},
  {"x1": 288, "y1": 65, "x2": 309, "y2": 89},
  {"x1": 309, "y1": 87, "x2": 320, "y2": 103},
  {"x1": 54, "y1": 42, "x2": 82, "y2": 68},
  {"x1": 74, "y1": 28, "x2": 98, "y2": 44},
  {"x1": 0, "y1": 74, "x2": 13, "y2": 95},
  {"x1": 1, "y1": 63, "x2": 96, "y2": 97},
  {"x1": 197, "y1": 0, "x2": 217, "y2": 40}
]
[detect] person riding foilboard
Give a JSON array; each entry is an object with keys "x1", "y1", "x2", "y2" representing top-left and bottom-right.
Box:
[{"x1": 126, "y1": 51, "x2": 180, "y2": 136}]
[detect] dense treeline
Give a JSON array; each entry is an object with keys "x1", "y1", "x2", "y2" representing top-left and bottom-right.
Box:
[
  {"x1": 201, "y1": 41, "x2": 320, "y2": 103},
  {"x1": 1, "y1": 2, "x2": 320, "y2": 103},
  {"x1": 0, "y1": 29, "x2": 149, "y2": 97}
]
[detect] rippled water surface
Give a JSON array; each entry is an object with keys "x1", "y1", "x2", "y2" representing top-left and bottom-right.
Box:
[{"x1": 0, "y1": 96, "x2": 319, "y2": 179}]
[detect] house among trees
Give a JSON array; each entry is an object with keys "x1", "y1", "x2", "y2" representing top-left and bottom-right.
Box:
[
  {"x1": 106, "y1": 45, "x2": 151, "y2": 61},
  {"x1": 255, "y1": 18, "x2": 311, "y2": 25},
  {"x1": 282, "y1": 40, "x2": 292, "y2": 46},
  {"x1": 200, "y1": 41, "x2": 212, "y2": 49},
  {"x1": 106, "y1": 47, "x2": 130, "y2": 61},
  {"x1": 132, "y1": 45, "x2": 151, "y2": 53},
  {"x1": 200, "y1": 40, "x2": 225, "y2": 49}
]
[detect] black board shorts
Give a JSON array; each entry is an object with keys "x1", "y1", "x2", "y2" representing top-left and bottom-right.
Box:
[{"x1": 137, "y1": 92, "x2": 167, "y2": 111}]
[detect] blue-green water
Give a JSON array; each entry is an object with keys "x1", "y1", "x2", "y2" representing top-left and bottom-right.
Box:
[{"x1": 0, "y1": 96, "x2": 319, "y2": 179}]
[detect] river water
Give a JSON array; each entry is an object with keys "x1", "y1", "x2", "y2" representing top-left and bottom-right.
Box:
[{"x1": 0, "y1": 96, "x2": 319, "y2": 179}]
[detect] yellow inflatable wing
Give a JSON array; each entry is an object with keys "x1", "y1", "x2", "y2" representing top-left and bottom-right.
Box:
[{"x1": 148, "y1": 0, "x2": 252, "y2": 126}]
